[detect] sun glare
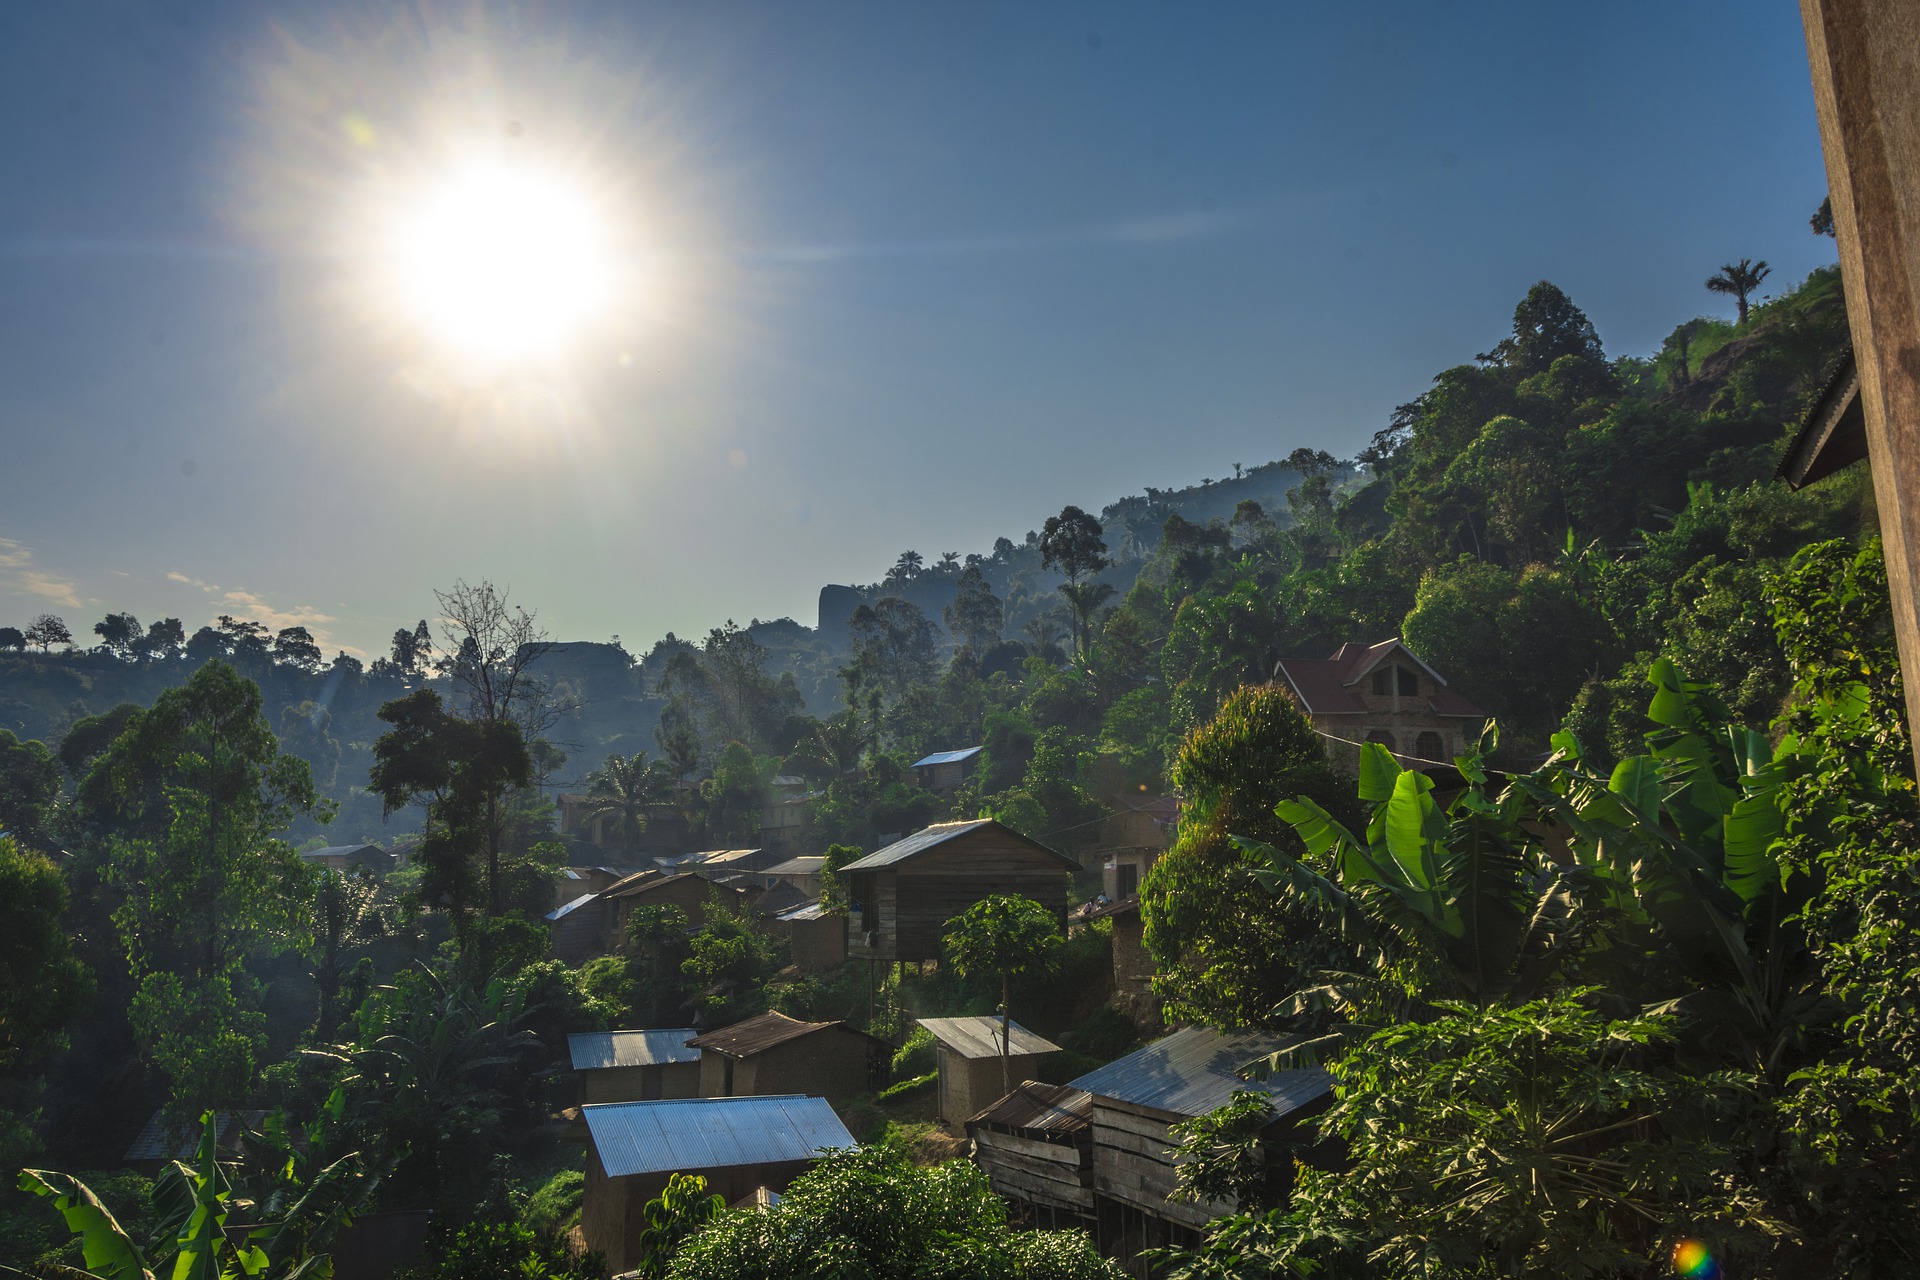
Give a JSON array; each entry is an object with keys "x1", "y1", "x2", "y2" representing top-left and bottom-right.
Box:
[{"x1": 392, "y1": 161, "x2": 614, "y2": 363}]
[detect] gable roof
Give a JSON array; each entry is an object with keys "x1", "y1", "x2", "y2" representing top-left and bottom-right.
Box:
[
  {"x1": 750, "y1": 881, "x2": 812, "y2": 917},
  {"x1": 966, "y1": 1080, "x2": 1092, "y2": 1134},
  {"x1": 1275, "y1": 638, "x2": 1485, "y2": 721},
  {"x1": 1067, "y1": 1025, "x2": 1333, "y2": 1121},
  {"x1": 912, "y1": 747, "x2": 983, "y2": 768},
  {"x1": 583, "y1": 1096, "x2": 855, "y2": 1178},
  {"x1": 546, "y1": 891, "x2": 600, "y2": 922},
  {"x1": 839, "y1": 818, "x2": 1077, "y2": 872},
  {"x1": 917, "y1": 1016, "x2": 1060, "y2": 1060},
  {"x1": 685, "y1": 1010, "x2": 882, "y2": 1058},
  {"x1": 765, "y1": 856, "x2": 825, "y2": 877},
  {"x1": 607, "y1": 872, "x2": 719, "y2": 901},
  {"x1": 568, "y1": 1029, "x2": 701, "y2": 1071}
]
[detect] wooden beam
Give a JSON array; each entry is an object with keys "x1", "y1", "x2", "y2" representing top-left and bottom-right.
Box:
[{"x1": 1801, "y1": 0, "x2": 1920, "y2": 775}]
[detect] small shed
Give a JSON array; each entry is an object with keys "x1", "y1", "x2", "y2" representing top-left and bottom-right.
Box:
[
  {"x1": 581, "y1": 1096, "x2": 855, "y2": 1272},
  {"x1": 764, "y1": 855, "x2": 826, "y2": 896},
  {"x1": 1069, "y1": 1026, "x2": 1333, "y2": 1267},
  {"x1": 917, "y1": 1016, "x2": 1061, "y2": 1131},
  {"x1": 568, "y1": 1029, "x2": 702, "y2": 1104},
  {"x1": 966, "y1": 1081, "x2": 1095, "y2": 1232},
  {"x1": 768, "y1": 898, "x2": 847, "y2": 972},
  {"x1": 843, "y1": 819, "x2": 1077, "y2": 964},
  {"x1": 912, "y1": 747, "x2": 983, "y2": 792},
  {"x1": 687, "y1": 1010, "x2": 889, "y2": 1102},
  {"x1": 124, "y1": 1109, "x2": 262, "y2": 1174},
  {"x1": 299, "y1": 844, "x2": 393, "y2": 875}
]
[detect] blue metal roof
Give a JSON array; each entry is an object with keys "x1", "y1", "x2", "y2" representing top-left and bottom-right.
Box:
[
  {"x1": 583, "y1": 1096, "x2": 856, "y2": 1179},
  {"x1": 568, "y1": 1029, "x2": 701, "y2": 1071},
  {"x1": 839, "y1": 818, "x2": 1076, "y2": 872},
  {"x1": 545, "y1": 891, "x2": 598, "y2": 922},
  {"x1": 912, "y1": 747, "x2": 983, "y2": 768},
  {"x1": 1066, "y1": 1026, "x2": 1333, "y2": 1121}
]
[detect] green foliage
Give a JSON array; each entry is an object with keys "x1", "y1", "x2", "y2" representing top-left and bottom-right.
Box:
[
  {"x1": 631, "y1": 1173, "x2": 724, "y2": 1280},
  {"x1": 681, "y1": 898, "x2": 786, "y2": 1023},
  {"x1": 944, "y1": 895, "x2": 1063, "y2": 1095},
  {"x1": 891, "y1": 1026, "x2": 936, "y2": 1079},
  {"x1": 394, "y1": 1218, "x2": 602, "y2": 1280},
  {"x1": 664, "y1": 1146, "x2": 1121, "y2": 1280},
  {"x1": 0, "y1": 729, "x2": 60, "y2": 850},
  {"x1": 521, "y1": 1169, "x2": 583, "y2": 1238},
  {"x1": 0, "y1": 835, "x2": 93, "y2": 1074}
]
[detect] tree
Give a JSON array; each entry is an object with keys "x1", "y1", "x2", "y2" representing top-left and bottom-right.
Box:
[
  {"x1": 370, "y1": 688, "x2": 533, "y2": 920},
  {"x1": 1479, "y1": 280, "x2": 1605, "y2": 376},
  {"x1": 666, "y1": 1146, "x2": 1121, "y2": 1280},
  {"x1": 1812, "y1": 195, "x2": 1836, "y2": 237},
  {"x1": 626, "y1": 904, "x2": 691, "y2": 1024},
  {"x1": 632, "y1": 1174, "x2": 725, "y2": 1280},
  {"x1": 0, "y1": 835, "x2": 93, "y2": 1074},
  {"x1": 56, "y1": 703, "x2": 141, "y2": 780},
  {"x1": 433, "y1": 580, "x2": 560, "y2": 737},
  {"x1": 0, "y1": 729, "x2": 61, "y2": 850},
  {"x1": 843, "y1": 598, "x2": 938, "y2": 712},
  {"x1": 582, "y1": 751, "x2": 675, "y2": 849},
  {"x1": 272, "y1": 626, "x2": 323, "y2": 673},
  {"x1": 1040, "y1": 506, "x2": 1112, "y2": 657},
  {"x1": 0, "y1": 626, "x2": 23, "y2": 651},
  {"x1": 700, "y1": 742, "x2": 767, "y2": 846},
  {"x1": 390, "y1": 620, "x2": 434, "y2": 679},
  {"x1": 311, "y1": 868, "x2": 381, "y2": 1039},
  {"x1": 79, "y1": 662, "x2": 326, "y2": 1113},
  {"x1": 23, "y1": 615, "x2": 72, "y2": 653},
  {"x1": 1707, "y1": 257, "x2": 1772, "y2": 325},
  {"x1": 942, "y1": 895, "x2": 1063, "y2": 1093},
  {"x1": 92, "y1": 612, "x2": 141, "y2": 659},
  {"x1": 137, "y1": 617, "x2": 185, "y2": 661},
  {"x1": 216, "y1": 615, "x2": 270, "y2": 661},
  {"x1": 943, "y1": 564, "x2": 1006, "y2": 654}
]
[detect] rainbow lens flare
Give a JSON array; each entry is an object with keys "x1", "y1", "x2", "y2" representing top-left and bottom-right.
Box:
[{"x1": 1671, "y1": 1239, "x2": 1719, "y2": 1279}]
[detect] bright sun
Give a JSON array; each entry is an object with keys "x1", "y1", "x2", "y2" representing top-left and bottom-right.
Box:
[{"x1": 392, "y1": 161, "x2": 613, "y2": 363}]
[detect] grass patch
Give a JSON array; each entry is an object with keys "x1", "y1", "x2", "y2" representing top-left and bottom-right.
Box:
[{"x1": 878, "y1": 1071, "x2": 936, "y2": 1103}]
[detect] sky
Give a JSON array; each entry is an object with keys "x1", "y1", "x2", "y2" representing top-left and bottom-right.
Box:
[{"x1": 0, "y1": 1, "x2": 1838, "y2": 659}]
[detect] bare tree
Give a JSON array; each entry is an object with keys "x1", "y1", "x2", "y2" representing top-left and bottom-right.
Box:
[{"x1": 432, "y1": 579, "x2": 567, "y2": 737}]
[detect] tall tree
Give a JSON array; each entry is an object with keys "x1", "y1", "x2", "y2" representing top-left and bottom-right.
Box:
[
  {"x1": 137, "y1": 617, "x2": 185, "y2": 661},
  {"x1": 0, "y1": 728, "x2": 61, "y2": 850},
  {"x1": 1479, "y1": 280, "x2": 1605, "y2": 376},
  {"x1": 942, "y1": 563, "x2": 1006, "y2": 655},
  {"x1": 92, "y1": 612, "x2": 141, "y2": 659},
  {"x1": 23, "y1": 614, "x2": 72, "y2": 653},
  {"x1": 0, "y1": 834, "x2": 93, "y2": 1075},
  {"x1": 272, "y1": 626, "x2": 323, "y2": 673},
  {"x1": 433, "y1": 580, "x2": 561, "y2": 737},
  {"x1": 0, "y1": 626, "x2": 23, "y2": 651},
  {"x1": 1040, "y1": 505, "x2": 1112, "y2": 657},
  {"x1": 942, "y1": 894, "x2": 1063, "y2": 1093},
  {"x1": 1706, "y1": 257, "x2": 1772, "y2": 324}
]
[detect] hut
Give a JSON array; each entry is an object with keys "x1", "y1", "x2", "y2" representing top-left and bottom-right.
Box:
[
  {"x1": 768, "y1": 898, "x2": 847, "y2": 972},
  {"x1": 966, "y1": 1081, "x2": 1095, "y2": 1233},
  {"x1": 916, "y1": 1016, "x2": 1061, "y2": 1131},
  {"x1": 764, "y1": 855, "x2": 826, "y2": 896},
  {"x1": 299, "y1": 844, "x2": 393, "y2": 875},
  {"x1": 842, "y1": 820, "x2": 1077, "y2": 964},
  {"x1": 123, "y1": 1110, "x2": 262, "y2": 1174},
  {"x1": 568, "y1": 1029, "x2": 702, "y2": 1104},
  {"x1": 1069, "y1": 1026, "x2": 1333, "y2": 1270},
  {"x1": 911, "y1": 747, "x2": 982, "y2": 792},
  {"x1": 1275, "y1": 639, "x2": 1487, "y2": 774},
  {"x1": 687, "y1": 1011, "x2": 889, "y2": 1102},
  {"x1": 581, "y1": 1096, "x2": 854, "y2": 1272}
]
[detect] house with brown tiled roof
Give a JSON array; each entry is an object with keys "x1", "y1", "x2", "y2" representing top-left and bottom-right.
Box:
[{"x1": 1275, "y1": 638, "x2": 1487, "y2": 773}]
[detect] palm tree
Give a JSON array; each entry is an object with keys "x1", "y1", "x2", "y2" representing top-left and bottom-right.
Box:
[
  {"x1": 783, "y1": 712, "x2": 867, "y2": 782},
  {"x1": 1705, "y1": 257, "x2": 1771, "y2": 324},
  {"x1": 884, "y1": 550, "x2": 924, "y2": 586},
  {"x1": 582, "y1": 751, "x2": 675, "y2": 849}
]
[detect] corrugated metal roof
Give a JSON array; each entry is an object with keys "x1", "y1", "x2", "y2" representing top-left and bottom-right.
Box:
[
  {"x1": 583, "y1": 1096, "x2": 855, "y2": 1179},
  {"x1": 775, "y1": 899, "x2": 831, "y2": 922},
  {"x1": 568, "y1": 1029, "x2": 700, "y2": 1071},
  {"x1": 839, "y1": 819, "x2": 1076, "y2": 872},
  {"x1": 546, "y1": 891, "x2": 599, "y2": 922},
  {"x1": 751, "y1": 882, "x2": 811, "y2": 917},
  {"x1": 918, "y1": 1016, "x2": 1060, "y2": 1060},
  {"x1": 124, "y1": 1110, "x2": 263, "y2": 1162},
  {"x1": 966, "y1": 1081, "x2": 1092, "y2": 1134},
  {"x1": 1066, "y1": 1026, "x2": 1333, "y2": 1121},
  {"x1": 608, "y1": 872, "x2": 709, "y2": 900},
  {"x1": 686, "y1": 1011, "x2": 851, "y2": 1058},
  {"x1": 765, "y1": 856, "x2": 825, "y2": 877},
  {"x1": 912, "y1": 747, "x2": 983, "y2": 768}
]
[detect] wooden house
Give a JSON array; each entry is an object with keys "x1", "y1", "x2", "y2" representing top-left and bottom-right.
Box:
[
  {"x1": 764, "y1": 855, "x2": 826, "y2": 896},
  {"x1": 911, "y1": 747, "x2": 983, "y2": 792},
  {"x1": 767, "y1": 898, "x2": 847, "y2": 972},
  {"x1": 687, "y1": 1010, "x2": 890, "y2": 1103},
  {"x1": 843, "y1": 819, "x2": 1077, "y2": 964},
  {"x1": 581, "y1": 1096, "x2": 854, "y2": 1272},
  {"x1": 1275, "y1": 638, "x2": 1486, "y2": 773},
  {"x1": 568, "y1": 1029, "x2": 702, "y2": 1104},
  {"x1": 298, "y1": 844, "x2": 393, "y2": 876},
  {"x1": 1069, "y1": 1026, "x2": 1333, "y2": 1272},
  {"x1": 917, "y1": 1016, "x2": 1060, "y2": 1131},
  {"x1": 546, "y1": 871, "x2": 755, "y2": 965},
  {"x1": 966, "y1": 1081, "x2": 1096, "y2": 1233}
]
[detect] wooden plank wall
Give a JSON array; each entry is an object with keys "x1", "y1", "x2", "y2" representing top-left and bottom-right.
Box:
[
  {"x1": 1089, "y1": 1098, "x2": 1233, "y2": 1231},
  {"x1": 973, "y1": 1127, "x2": 1093, "y2": 1212}
]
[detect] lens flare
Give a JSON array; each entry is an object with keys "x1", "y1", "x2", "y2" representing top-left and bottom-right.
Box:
[{"x1": 1671, "y1": 1239, "x2": 1719, "y2": 1279}]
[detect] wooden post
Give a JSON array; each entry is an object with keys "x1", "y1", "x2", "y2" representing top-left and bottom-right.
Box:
[{"x1": 1801, "y1": 0, "x2": 1920, "y2": 776}]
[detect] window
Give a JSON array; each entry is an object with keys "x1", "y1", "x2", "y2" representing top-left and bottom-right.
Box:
[
  {"x1": 1398, "y1": 667, "x2": 1419, "y2": 697},
  {"x1": 1116, "y1": 861, "x2": 1139, "y2": 899},
  {"x1": 1416, "y1": 731, "x2": 1445, "y2": 761},
  {"x1": 1366, "y1": 729, "x2": 1397, "y2": 751},
  {"x1": 1371, "y1": 668, "x2": 1390, "y2": 695}
]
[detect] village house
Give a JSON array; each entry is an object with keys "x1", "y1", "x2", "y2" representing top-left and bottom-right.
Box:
[
  {"x1": 546, "y1": 871, "x2": 758, "y2": 966},
  {"x1": 917, "y1": 1016, "x2": 1061, "y2": 1132},
  {"x1": 843, "y1": 819, "x2": 1078, "y2": 964},
  {"x1": 759, "y1": 775, "x2": 817, "y2": 852},
  {"x1": 1275, "y1": 638, "x2": 1487, "y2": 773},
  {"x1": 567, "y1": 1029, "x2": 702, "y2": 1104},
  {"x1": 1074, "y1": 896, "x2": 1157, "y2": 1030},
  {"x1": 552, "y1": 864, "x2": 643, "y2": 910},
  {"x1": 966, "y1": 1081, "x2": 1096, "y2": 1234},
  {"x1": 766, "y1": 898, "x2": 847, "y2": 972},
  {"x1": 763, "y1": 854, "x2": 826, "y2": 896},
  {"x1": 1069, "y1": 1026, "x2": 1334, "y2": 1272},
  {"x1": 581, "y1": 1095, "x2": 855, "y2": 1272},
  {"x1": 298, "y1": 844, "x2": 393, "y2": 876},
  {"x1": 687, "y1": 1010, "x2": 890, "y2": 1102},
  {"x1": 911, "y1": 747, "x2": 982, "y2": 792}
]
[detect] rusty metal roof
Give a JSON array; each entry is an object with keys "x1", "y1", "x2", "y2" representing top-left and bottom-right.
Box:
[
  {"x1": 1067, "y1": 1025, "x2": 1333, "y2": 1121},
  {"x1": 584, "y1": 1096, "x2": 855, "y2": 1179},
  {"x1": 685, "y1": 1010, "x2": 881, "y2": 1058},
  {"x1": 567, "y1": 1029, "x2": 700, "y2": 1071},
  {"x1": 966, "y1": 1080, "x2": 1092, "y2": 1134},
  {"x1": 840, "y1": 818, "x2": 1076, "y2": 872},
  {"x1": 917, "y1": 1016, "x2": 1059, "y2": 1060}
]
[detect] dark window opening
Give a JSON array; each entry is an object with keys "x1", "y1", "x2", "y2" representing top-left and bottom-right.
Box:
[
  {"x1": 1416, "y1": 731, "x2": 1445, "y2": 761},
  {"x1": 1371, "y1": 668, "x2": 1390, "y2": 695},
  {"x1": 1398, "y1": 667, "x2": 1419, "y2": 696},
  {"x1": 1116, "y1": 861, "x2": 1140, "y2": 899},
  {"x1": 1366, "y1": 729, "x2": 1397, "y2": 752}
]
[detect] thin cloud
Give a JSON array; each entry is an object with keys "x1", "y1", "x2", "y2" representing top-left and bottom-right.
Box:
[
  {"x1": 214, "y1": 588, "x2": 335, "y2": 640},
  {"x1": 0, "y1": 539, "x2": 83, "y2": 611}
]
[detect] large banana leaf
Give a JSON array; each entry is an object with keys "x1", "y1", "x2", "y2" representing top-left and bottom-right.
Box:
[{"x1": 15, "y1": 1171, "x2": 155, "y2": 1280}]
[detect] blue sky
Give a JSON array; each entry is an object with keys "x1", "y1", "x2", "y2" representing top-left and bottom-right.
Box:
[{"x1": 0, "y1": 1, "x2": 1836, "y2": 657}]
